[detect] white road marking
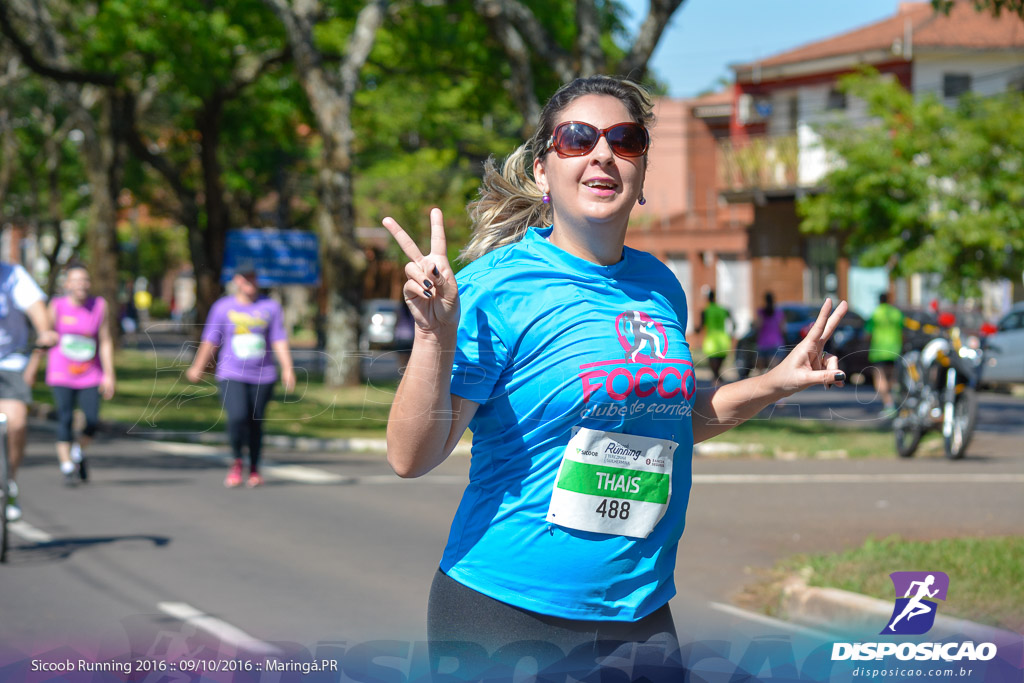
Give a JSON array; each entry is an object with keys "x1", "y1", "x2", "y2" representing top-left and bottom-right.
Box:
[
  {"x1": 693, "y1": 473, "x2": 1024, "y2": 484},
  {"x1": 357, "y1": 474, "x2": 468, "y2": 485},
  {"x1": 142, "y1": 440, "x2": 228, "y2": 457},
  {"x1": 261, "y1": 464, "x2": 349, "y2": 485},
  {"x1": 708, "y1": 602, "x2": 837, "y2": 641},
  {"x1": 139, "y1": 439, "x2": 467, "y2": 485},
  {"x1": 140, "y1": 439, "x2": 1024, "y2": 486},
  {"x1": 8, "y1": 520, "x2": 54, "y2": 543},
  {"x1": 157, "y1": 602, "x2": 280, "y2": 655}
]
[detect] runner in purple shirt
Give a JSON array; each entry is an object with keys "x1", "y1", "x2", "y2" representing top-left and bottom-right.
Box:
[
  {"x1": 755, "y1": 291, "x2": 786, "y2": 373},
  {"x1": 186, "y1": 264, "x2": 295, "y2": 488}
]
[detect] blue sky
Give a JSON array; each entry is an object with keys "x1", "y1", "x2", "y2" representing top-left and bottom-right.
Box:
[{"x1": 621, "y1": 0, "x2": 915, "y2": 97}]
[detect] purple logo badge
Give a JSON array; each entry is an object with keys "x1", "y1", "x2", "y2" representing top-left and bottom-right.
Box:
[{"x1": 882, "y1": 571, "x2": 949, "y2": 635}]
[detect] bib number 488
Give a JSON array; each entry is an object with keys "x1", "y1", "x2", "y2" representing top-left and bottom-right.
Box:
[{"x1": 595, "y1": 499, "x2": 630, "y2": 519}]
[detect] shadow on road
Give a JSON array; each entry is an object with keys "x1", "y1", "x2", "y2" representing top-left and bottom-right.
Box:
[{"x1": 6, "y1": 534, "x2": 171, "y2": 564}]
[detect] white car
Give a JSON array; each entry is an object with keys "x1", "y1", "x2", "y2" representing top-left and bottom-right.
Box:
[{"x1": 983, "y1": 303, "x2": 1024, "y2": 384}]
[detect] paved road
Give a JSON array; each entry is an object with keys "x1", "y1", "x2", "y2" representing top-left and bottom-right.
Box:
[{"x1": 3, "y1": 386, "x2": 1022, "y2": 675}]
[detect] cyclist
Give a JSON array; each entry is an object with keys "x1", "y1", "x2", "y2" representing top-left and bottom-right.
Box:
[
  {"x1": 186, "y1": 263, "x2": 295, "y2": 488},
  {"x1": 382, "y1": 75, "x2": 848, "y2": 671},
  {"x1": 0, "y1": 260, "x2": 58, "y2": 521}
]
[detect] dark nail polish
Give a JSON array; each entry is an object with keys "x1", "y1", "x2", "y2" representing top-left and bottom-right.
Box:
[
  {"x1": 835, "y1": 372, "x2": 846, "y2": 382},
  {"x1": 423, "y1": 279, "x2": 433, "y2": 288},
  {"x1": 423, "y1": 289, "x2": 433, "y2": 298},
  {"x1": 432, "y1": 266, "x2": 440, "y2": 277}
]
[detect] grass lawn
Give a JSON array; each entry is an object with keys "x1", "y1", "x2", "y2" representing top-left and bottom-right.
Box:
[
  {"x1": 737, "y1": 536, "x2": 1024, "y2": 633},
  {"x1": 32, "y1": 348, "x2": 400, "y2": 439},
  {"x1": 34, "y1": 348, "x2": 935, "y2": 458}
]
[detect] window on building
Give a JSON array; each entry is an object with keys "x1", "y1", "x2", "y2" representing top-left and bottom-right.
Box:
[
  {"x1": 943, "y1": 73, "x2": 972, "y2": 98},
  {"x1": 826, "y1": 88, "x2": 847, "y2": 111}
]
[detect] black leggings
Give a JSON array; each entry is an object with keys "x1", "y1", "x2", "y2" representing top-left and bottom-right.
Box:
[
  {"x1": 427, "y1": 568, "x2": 682, "y2": 680},
  {"x1": 218, "y1": 380, "x2": 274, "y2": 471},
  {"x1": 52, "y1": 385, "x2": 100, "y2": 443}
]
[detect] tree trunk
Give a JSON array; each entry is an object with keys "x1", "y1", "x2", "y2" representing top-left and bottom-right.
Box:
[
  {"x1": 318, "y1": 133, "x2": 365, "y2": 386},
  {"x1": 79, "y1": 90, "x2": 121, "y2": 343},
  {"x1": 194, "y1": 94, "x2": 230, "y2": 332},
  {"x1": 263, "y1": 0, "x2": 387, "y2": 386}
]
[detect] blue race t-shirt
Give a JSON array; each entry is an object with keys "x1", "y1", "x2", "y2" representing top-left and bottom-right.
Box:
[{"x1": 442, "y1": 226, "x2": 696, "y2": 621}]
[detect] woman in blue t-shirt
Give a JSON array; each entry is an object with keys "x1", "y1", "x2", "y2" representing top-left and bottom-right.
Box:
[{"x1": 381, "y1": 76, "x2": 849, "y2": 673}]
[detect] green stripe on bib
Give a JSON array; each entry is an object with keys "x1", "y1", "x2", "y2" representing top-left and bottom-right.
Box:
[{"x1": 555, "y1": 460, "x2": 669, "y2": 504}]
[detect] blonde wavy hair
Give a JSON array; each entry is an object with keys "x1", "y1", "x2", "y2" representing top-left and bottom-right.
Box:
[{"x1": 461, "y1": 76, "x2": 654, "y2": 263}]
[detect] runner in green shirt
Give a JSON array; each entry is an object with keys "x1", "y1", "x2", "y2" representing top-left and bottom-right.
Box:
[
  {"x1": 866, "y1": 293, "x2": 904, "y2": 414},
  {"x1": 696, "y1": 289, "x2": 733, "y2": 384}
]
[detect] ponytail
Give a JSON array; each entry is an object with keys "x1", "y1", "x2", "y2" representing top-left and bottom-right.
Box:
[{"x1": 461, "y1": 144, "x2": 551, "y2": 263}]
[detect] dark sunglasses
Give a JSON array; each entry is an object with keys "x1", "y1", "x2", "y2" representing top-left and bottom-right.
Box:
[{"x1": 544, "y1": 121, "x2": 649, "y2": 158}]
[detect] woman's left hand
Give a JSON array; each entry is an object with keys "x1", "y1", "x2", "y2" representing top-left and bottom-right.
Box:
[
  {"x1": 281, "y1": 368, "x2": 296, "y2": 394},
  {"x1": 766, "y1": 299, "x2": 849, "y2": 395},
  {"x1": 100, "y1": 374, "x2": 116, "y2": 400}
]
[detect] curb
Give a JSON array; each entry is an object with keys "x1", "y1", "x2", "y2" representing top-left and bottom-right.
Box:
[
  {"x1": 780, "y1": 576, "x2": 1022, "y2": 646},
  {"x1": 29, "y1": 408, "x2": 750, "y2": 460}
]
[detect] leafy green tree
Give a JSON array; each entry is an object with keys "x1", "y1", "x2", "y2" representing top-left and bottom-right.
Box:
[
  {"x1": 472, "y1": 0, "x2": 684, "y2": 132},
  {"x1": 79, "y1": 0, "x2": 292, "y2": 324},
  {"x1": 0, "y1": 2, "x2": 127, "y2": 322},
  {"x1": 798, "y1": 71, "x2": 1024, "y2": 298},
  {"x1": 2, "y1": 0, "x2": 300, "y2": 328},
  {"x1": 0, "y1": 53, "x2": 91, "y2": 295},
  {"x1": 932, "y1": 0, "x2": 1024, "y2": 19}
]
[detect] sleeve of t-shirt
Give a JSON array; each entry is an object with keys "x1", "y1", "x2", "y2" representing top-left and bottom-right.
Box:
[
  {"x1": 267, "y1": 301, "x2": 287, "y2": 344},
  {"x1": 201, "y1": 300, "x2": 227, "y2": 346},
  {"x1": 449, "y1": 275, "x2": 510, "y2": 404},
  {"x1": 657, "y1": 259, "x2": 689, "y2": 330},
  {"x1": 11, "y1": 264, "x2": 45, "y2": 312}
]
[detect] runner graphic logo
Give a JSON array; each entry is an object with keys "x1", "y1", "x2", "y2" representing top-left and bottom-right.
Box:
[{"x1": 882, "y1": 571, "x2": 949, "y2": 635}]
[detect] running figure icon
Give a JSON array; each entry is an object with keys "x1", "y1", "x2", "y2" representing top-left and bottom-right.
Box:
[
  {"x1": 622, "y1": 311, "x2": 664, "y2": 362},
  {"x1": 888, "y1": 574, "x2": 939, "y2": 632}
]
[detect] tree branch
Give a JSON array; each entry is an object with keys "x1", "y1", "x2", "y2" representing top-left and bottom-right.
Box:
[
  {"x1": 476, "y1": 8, "x2": 541, "y2": 133},
  {"x1": 618, "y1": 0, "x2": 686, "y2": 81},
  {"x1": 576, "y1": 0, "x2": 603, "y2": 77},
  {"x1": 339, "y1": 0, "x2": 388, "y2": 98},
  {"x1": 0, "y1": 0, "x2": 117, "y2": 86},
  {"x1": 223, "y1": 47, "x2": 291, "y2": 100},
  {"x1": 474, "y1": 0, "x2": 573, "y2": 82}
]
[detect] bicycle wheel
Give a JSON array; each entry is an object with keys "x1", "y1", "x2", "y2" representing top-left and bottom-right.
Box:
[{"x1": 944, "y1": 388, "x2": 978, "y2": 460}]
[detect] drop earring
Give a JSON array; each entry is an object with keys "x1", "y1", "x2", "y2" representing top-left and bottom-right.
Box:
[
  {"x1": 542, "y1": 192, "x2": 551, "y2": 204},
  {"x1": 638, "y1": 193, "x2": 646, "y2": 206}
]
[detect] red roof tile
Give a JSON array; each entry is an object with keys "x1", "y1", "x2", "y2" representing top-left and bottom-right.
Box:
[{"x1": 736, "y1": 1, "x2": 1024, "y2": 70}]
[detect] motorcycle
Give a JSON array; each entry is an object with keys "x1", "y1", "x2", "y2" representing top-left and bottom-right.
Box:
[{"x1": 892, "y1": 324, "x2": 984, "y2": 460}]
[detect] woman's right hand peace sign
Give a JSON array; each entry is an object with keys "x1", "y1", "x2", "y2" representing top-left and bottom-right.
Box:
[{"x1": 382, "y1": 208, "x2": 460, "y2": 338}]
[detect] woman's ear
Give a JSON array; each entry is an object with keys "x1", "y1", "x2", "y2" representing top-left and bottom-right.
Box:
[{"x1": 533, "y1": 156, "x2": 548, "y2": 195}]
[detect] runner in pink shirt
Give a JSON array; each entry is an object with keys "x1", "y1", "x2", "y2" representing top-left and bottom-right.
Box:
[{"x1": 43, "y1": 264, "x2": 115, "y2": 485}]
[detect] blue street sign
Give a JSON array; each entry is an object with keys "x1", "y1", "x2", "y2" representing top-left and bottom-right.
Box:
[{"x1": 221, "y1": 229, "x2": 320, "y2": 286}]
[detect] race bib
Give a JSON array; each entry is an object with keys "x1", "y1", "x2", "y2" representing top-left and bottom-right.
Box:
[
  {"x1": 546, "y1": 427, "x2": 676, "y2": 539},
  {"x1": 59, "y1": 334, "x2": 97, "y2": 362},
  {"x1": 231, "y1": 333, "x2": 267, "y2": 360}
]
